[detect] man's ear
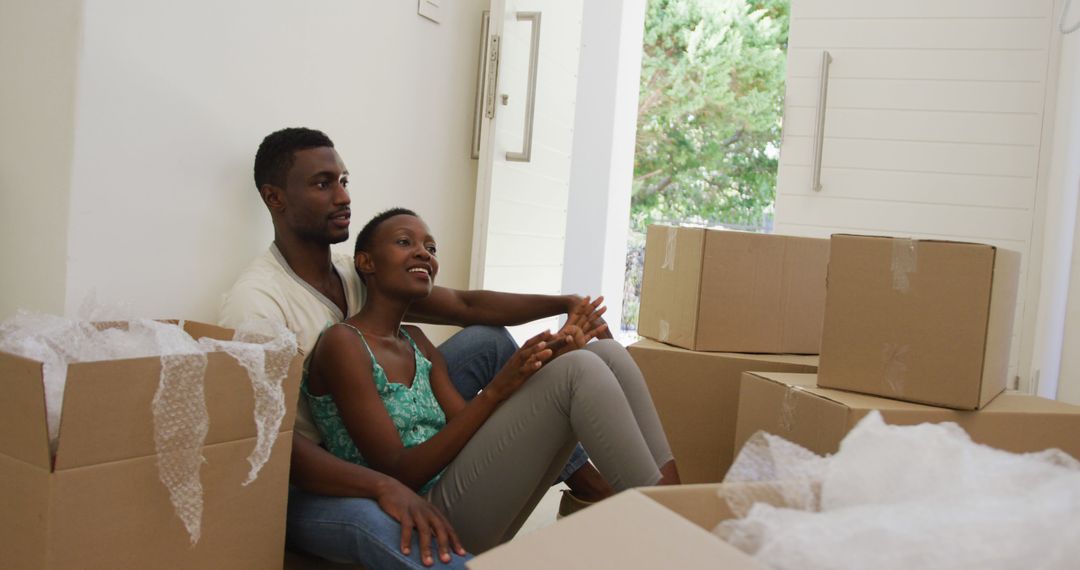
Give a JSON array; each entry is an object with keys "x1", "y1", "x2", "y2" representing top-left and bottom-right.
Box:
[
  {"x1": 260, "y1": 184, "x2": 286, "y2": 212},
  {"x1": 356, "y1": 251, "x2": 375, "y2": 279}
]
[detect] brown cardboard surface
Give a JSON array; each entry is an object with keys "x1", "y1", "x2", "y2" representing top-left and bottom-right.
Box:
[
  {"x1": 47, "y1": 435, "x2": 291, "y2": 570},
  {"x1": 818, "y1": 235, "x2": 1020, "y2": 409},
  {"x1": 468, "y1": 486, "x2": 767, "y2": 570},
  {"x1": 0, "y1": 453, "x2": 49, "y2": 569},
  {"x1": 55, "y1": 352, "x2": 301, "y2": 470},
  {"x1": 639, "y1": 225, "x2": 706, "y2": 349},
  {"x1": 736, "y1": 372, "x2": 1080, "y2": 460},
  {"x1": 0, "y1": 352, "x2": 50, "y2": 469},
  {"x1": 638, "y1": 225, "x2": 829, "y2": 354},
  {"x1": 628, "y1": 339, "x2": 817, "y2": 482}
]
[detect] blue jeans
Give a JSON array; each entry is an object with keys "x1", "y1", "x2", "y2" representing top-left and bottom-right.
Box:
[{"x1": 286, "y1": 326, "x2": 589, "y2": 568}]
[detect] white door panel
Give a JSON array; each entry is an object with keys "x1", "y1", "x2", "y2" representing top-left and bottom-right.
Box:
[
  {"x1": 784, "y1": 77, "x2": 1046, "y2": 113},
  {"x1": 786, "y1": 49, "x2": 1047, "y2": 82},
  {"x1": 782, "y1": 107, "x2": 1043, "y2": 146},
  {"x1": 789, "y1": 19, "x2": 1049, "y2": 50},
  {"x1": 792, "y1": 0, "x2": 1047, "y2": 19},
  {"x1": 777, "y1": 166, "x2": 1035, "y2": 209},
  {"x1": 471, "y1": 0, "x2": 584, "y2": 344}
]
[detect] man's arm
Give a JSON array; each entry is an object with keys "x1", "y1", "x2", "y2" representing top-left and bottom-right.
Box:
[{"x1": 406, "y1": 286, "x2": 578, "y2": 327}]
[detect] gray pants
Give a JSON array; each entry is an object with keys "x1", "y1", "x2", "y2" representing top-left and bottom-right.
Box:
[{"x1": 428, "y1": 340, "x2": 673, "y2": 553}]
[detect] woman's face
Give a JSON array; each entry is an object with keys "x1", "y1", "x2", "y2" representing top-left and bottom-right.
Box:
[{"x1": 363, "y1": 214, "x2": 439, "y2": 298}]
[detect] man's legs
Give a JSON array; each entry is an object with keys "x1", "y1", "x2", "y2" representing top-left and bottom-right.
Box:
[{"x1": 286, "y1": 487, "x2": 471, "y2": 569}]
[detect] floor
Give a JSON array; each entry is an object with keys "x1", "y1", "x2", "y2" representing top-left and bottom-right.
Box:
[{"x1": 517, "y1": 482, "x2": 568, "y2": 536}]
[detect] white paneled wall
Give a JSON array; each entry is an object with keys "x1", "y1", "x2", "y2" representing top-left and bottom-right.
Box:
[{"x1": 775, "y1": 0, "x2": 1058, "y2": 387}]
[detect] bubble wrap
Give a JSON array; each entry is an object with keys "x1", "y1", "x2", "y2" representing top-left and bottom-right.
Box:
[
  {"x1": 139, "y1": 320, "x2": 210, "y2": 545},
  {"x1": 716, "y1": 412, "x2": 1080, "y2": 569},
  {"x1": 0, "y1": 312, "x2": 297, "y2": 546},
  {"x1": 198, "y1": 319, "x2": 296, "y2": 485}
]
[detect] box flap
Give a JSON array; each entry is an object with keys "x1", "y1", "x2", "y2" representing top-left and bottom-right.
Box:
[
  {"x1": 55, "y1": 350, "x2": 302, "y2": 471},
  {"x1": 0, "y1": 352, "x2": 51, "y2": 469},
  {"x1": 182, "y1": 320, "x2": 235, "y2": 342},
  {"x1": 639, "y1": 225, "x2": 706, "y2": 348},
  {"x1": 628, "y1": 338, "x2": 819, "y2": 367},
  {"x1": 468, "y1": 489, "x2": 766, "y2": 570},
  {"x1": 0, "y1": 452, "x2": 50, "y2": 568}
]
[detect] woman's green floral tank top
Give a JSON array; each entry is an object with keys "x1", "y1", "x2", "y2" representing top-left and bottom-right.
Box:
[{"x1": 301, "y1": 323, "x2": 447, "y2": 495}]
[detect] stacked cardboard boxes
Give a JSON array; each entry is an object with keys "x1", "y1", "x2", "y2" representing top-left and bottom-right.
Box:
[
  {"x1": 469, "y1": 232, "x2": 1080, "y2": 568},
  {"x1": 630, "y1": 225, "x2": 830, "y2": 482},
  {"x1": 734, "y1": 234, "x2": 1080, "y2": 461}
]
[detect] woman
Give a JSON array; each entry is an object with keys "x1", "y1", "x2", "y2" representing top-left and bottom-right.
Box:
[{"x1": 302, "y1": 208, "x2": 679, "y2": 556}]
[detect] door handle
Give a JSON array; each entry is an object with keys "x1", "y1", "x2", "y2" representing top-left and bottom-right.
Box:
[
  {"x1": 811, "y1": 50, "x2": 832, "y2": 192},
  {"x1": 471, "y1": 11, "x2": 492, "y2": 159},
  {"x1": 506, "y1": 11, "x2": 541, "y2": 162}
]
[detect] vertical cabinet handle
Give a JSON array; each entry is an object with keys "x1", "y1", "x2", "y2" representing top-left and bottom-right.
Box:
[
  {"x1": 811, "y1": 50, "x2": 832, "y2": 192},
  {"x1": 506, "y1": 12, "x2": 541, "y2": 162}
]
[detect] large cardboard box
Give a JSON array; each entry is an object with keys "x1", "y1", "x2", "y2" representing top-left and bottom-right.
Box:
[
  {"x1": 736, "y1": 372, "x2": 1080, "y2": 460},
  {"x1": 628, "y1": 339, "x2": 817, "y2": 482},
  {"x1": 0, "y1": 321, "x2": 302, "y2": 570},
  {"x1": 818, "y1": 234, "x2": 1021, "y2": 409},
  {"x1": 469, "y1": 483, "x2": 769, "y2": 569},
  {"x1": 638, "y1": 225, "x2": 829, "y2": 354}
]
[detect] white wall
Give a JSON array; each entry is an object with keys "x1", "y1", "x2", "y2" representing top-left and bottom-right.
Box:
[
  {"x1": 0, "y1": 0, "x2": 83, "y2": 318},
  {"x1": 562, "y1": 0, "x2": 646, "y2": 335},
  {"x1": 45, "y1": 1, "x2": 485, "y2": 331}
]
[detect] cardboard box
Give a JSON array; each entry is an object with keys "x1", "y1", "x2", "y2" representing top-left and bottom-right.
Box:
[
  {"x1": 469, "y1": 483, "x2": 769, "y2": 570},
  {"x1": 818, "y1": 234, "x2": 1021, "y2": 409},
  {"x1": 0, "y1": 321, "x2": 302, "y2": 570},
  {"x1": 735, "y1": 372, "x2": 1080, "y2": 460},
  {"x1": 638, "y1": 225, "x2": 829, "y2": 354},
  {"x1": 628, "y1": 339, "x2": 817, "y2": 482}
]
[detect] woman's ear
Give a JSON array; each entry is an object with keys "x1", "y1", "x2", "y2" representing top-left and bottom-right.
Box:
[{"x1": 355, "y1": 251, "x2": 375, "y2": 279}]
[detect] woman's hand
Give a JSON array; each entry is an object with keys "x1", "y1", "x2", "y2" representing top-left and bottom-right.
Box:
[
  {"x1": 549, "y1": 296, "x2": 611, "y2": 357},
  {"x1": 375, "y1": 476, "x2": 467, "y2": 566},
  {"x1": 485, "y1": 332, "x2": 552, "y2": 402}
]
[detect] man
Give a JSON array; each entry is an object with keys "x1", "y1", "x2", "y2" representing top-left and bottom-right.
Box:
[{"x1": 220, "y1": 128, "x2": 612, "y2": 568}]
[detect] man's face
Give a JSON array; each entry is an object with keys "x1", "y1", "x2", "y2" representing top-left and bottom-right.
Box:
[{"x1": 277, "y1": 147, "x2": 351, "y2": 245}]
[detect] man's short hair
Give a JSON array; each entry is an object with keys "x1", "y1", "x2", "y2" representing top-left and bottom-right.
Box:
[{"x1": 253, "y1": 128, "x2": 335, "y2": 190}]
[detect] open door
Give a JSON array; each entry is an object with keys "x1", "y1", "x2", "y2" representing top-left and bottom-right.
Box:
[{"x1": 470, "y1": 0, "x2": 585, "y2": 344}]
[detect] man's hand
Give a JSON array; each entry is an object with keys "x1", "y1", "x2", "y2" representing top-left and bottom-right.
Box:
[{"x1": 375, "y1": 477, "x2": 466, "y2": 566}]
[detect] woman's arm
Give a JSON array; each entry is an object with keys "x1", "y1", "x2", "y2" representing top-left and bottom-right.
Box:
[{"x1": 313, "y1": 324, "x2": 552, "y2": 492}]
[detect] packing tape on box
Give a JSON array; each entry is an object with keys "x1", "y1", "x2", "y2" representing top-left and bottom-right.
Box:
[
  {"x1": 662, "y1": 226, "x2": 678, "y2": 270},
  {"x1": 779, "y1": 387, "x2": 799, "y2": 433},
  {"x1": 881, "y1": 342, "x2": 909, "y2": 395},
  {"x1": 891, "y1": 238, "x2": 917, "y2": 293},
  {"x1": 658, "y1": 319, "x2": 670, "y2": 341}
]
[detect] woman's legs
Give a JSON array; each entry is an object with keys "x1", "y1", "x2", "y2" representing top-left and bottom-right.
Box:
[
  {"x1": 429, "y1": 349, "x2": 665, "y2": 553},
  {"x1": 583, "y1": 340, "x2": 676, "y2": 480}
]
